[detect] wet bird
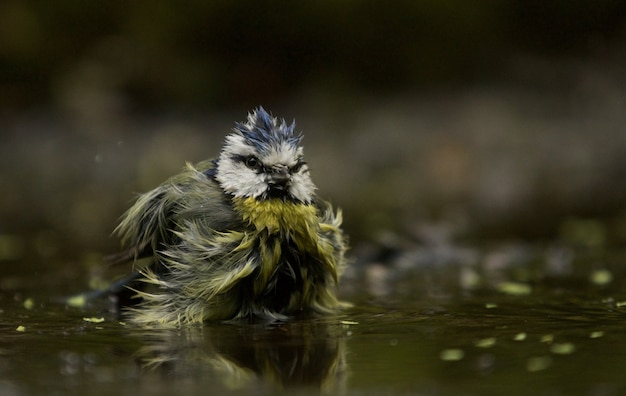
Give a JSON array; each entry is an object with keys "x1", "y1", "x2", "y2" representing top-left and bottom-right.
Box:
[{"x1": 106, "y1": 107, "x2": 348, "y2": 326}]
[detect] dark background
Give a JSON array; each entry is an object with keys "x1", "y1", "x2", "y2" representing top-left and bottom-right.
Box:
[
  {"x1": 2, "y1": 1, "x2": 626, "y2": 110},
  {"x1": 1, "y1": 1, "x2": 626, "y2": 262}
]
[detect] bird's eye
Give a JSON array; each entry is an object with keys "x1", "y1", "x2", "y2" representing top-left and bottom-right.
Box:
[{"x1": 245, "y1": 156, "x2": 260, "y2": 170}]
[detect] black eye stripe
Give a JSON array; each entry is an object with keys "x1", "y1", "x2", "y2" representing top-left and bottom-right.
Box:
[
  {"x1": 231, "y1": 154, "x2": 262, "y2": 171},
  {"x1": 290, "y1": 160, "x2": 307, "y2": 172},
  {"x1": 230, "y1": 154, "x2": 248, "y2": 163},
  {"x1": 231, "y1": 154, "x2": 306, "y2": 173}
]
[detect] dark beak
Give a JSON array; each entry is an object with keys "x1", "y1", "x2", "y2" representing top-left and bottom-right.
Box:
[{"x1": 268, "y1": 165, "x2": 291, "y2": 188}]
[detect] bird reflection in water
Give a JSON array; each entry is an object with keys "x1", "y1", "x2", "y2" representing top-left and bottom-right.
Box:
[{"x1": 131, "y1": 319, "x2": 349, "y2": 394}]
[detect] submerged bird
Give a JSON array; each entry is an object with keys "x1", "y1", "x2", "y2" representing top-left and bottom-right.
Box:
[{"x1": 107, "y1": 107, "x2": 348, "y2": 326}]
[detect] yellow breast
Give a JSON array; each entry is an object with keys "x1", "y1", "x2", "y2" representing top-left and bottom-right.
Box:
[
  {"x1": 232, "y1": 197, "x2": 335, "y2": 299},
  {"x1": 232, "y1": 197, "x2": 319, "y2": 238}
]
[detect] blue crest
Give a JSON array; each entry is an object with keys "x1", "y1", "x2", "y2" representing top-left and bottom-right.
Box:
[{"x1": 234, "y1": 107, "x2": 302, "y2": 152}]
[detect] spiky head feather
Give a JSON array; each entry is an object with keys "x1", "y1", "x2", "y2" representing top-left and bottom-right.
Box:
[{"x1": 234, "y1": 107, "x2": 302, "y2": 155}]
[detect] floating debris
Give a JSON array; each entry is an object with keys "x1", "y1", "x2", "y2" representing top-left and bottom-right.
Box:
[
  {"x1": 540, "y1": 334, "x2": 554, "y2": 343},
  {"x1": 83, "y1": 317, "x2": 105, "y2": 323},
  {"x1": 474, "y1": 338, "x2": 496, "y2": 348},
  {"x1": 340, "y1": 320, "x2": 359, "y2": 325},
  {"x1": 66, "y1": 295, "x2": 87, "y2": 308},
  {"x1": 23, "y1": 298, "x2": 35, "y2": 310},
  {"x1": 513, "y1": 332, "x2": 527, "y2": 341},
  {"x1": 590, "y1": 331, "x2": 604, "y2": 339},
  {"x1": 527, "y1": 356, "x2": 552, "y2": 372},
  {"x1": 16, "y1": 325, "x2": 26, "y2": 332},
  {"x1": 616, "y1": 301, "x2": 626, "y2": 308},
  {"x1": 590, "y1": 269, "x2": 613, "y2": 286},
  {"x1": 485, "y1": 303, "x2": 498, "y2": 309},
  {"x1": 497, "y1": 282, "x2": 532, "y2": 296},
  {"x1": 440, "y1": 348, "x2": 465, "y2": 361},
  {"x1": 460, "y1": 268, "x2": 481, "y2": 289},
  {"x1": 550, "y1": 343, "x2": 576, "y2": 355}
]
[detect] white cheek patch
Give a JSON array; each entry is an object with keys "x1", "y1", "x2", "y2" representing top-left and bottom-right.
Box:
[
  {"x1": 215, "y1": 159, "x2": 267, "y2": 198},
  {"x1": 289, "y1": 164, "x2": 316, "y2": 203},
  {"x1": 215, "y1": 135, "x2": 266, "y2": 198}
]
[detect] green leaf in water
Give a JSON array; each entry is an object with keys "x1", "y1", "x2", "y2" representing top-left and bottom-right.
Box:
[
  {"x1": 23, "y1": 298, "x2": 34, "y2": 310},
  {"x1": 474, "y1": 338, "x2": 496, "y2": 348},
  {"x1": 550, "y1": 343, "x2": 576, "y2": 355},
  {"x1": 440, "y1": 349, "x2": 465, "y2": 361},
  {"x1": 590, "y1": 269, "x2": 613, "y2": 286},
  {"x1": 540, "y1": 334, "x2": 554, "y2": 343},
  {"x1": 527, "y1": 356, "x2": 552, "y2": 372},
  {"x1": 83, "y1": 317, "x2": 105, "y2": 323},
  {"x1": 513, "y1": 332, "x2": 527, "y2": 341},
  {"x1": 497, "y1": 282, "x2": 532, "y2": 296},
  {"x1": 66, "y1": 295, "x2": 87, "y2": 308}
]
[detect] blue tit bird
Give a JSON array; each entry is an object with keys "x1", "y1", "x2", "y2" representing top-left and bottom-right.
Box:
[{"x1": 109, "y1": 107, "x2": 348, "y2": 326}]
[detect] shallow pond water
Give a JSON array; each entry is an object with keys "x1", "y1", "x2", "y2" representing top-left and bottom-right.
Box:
[{"x1": 2, "y1": 244, "x2": 626, "y2": 396}]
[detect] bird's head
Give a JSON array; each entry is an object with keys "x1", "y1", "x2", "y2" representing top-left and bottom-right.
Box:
[{"x1": 215, "y1": 107, "x2": 316, "y2": 204}]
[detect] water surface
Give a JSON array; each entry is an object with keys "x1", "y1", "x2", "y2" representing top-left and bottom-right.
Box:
[{"x1": 2, "y1": 244, "x2": 626, "y2": 395}]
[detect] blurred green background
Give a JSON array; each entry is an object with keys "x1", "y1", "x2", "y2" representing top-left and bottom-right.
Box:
[{"x1": 1, "y1": 0, "x2": 626, "y2": 261}]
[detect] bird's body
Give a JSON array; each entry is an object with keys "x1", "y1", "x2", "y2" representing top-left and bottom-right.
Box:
[{"x1": 112, "y1": 108, "x2": 348, "y2": 326}]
